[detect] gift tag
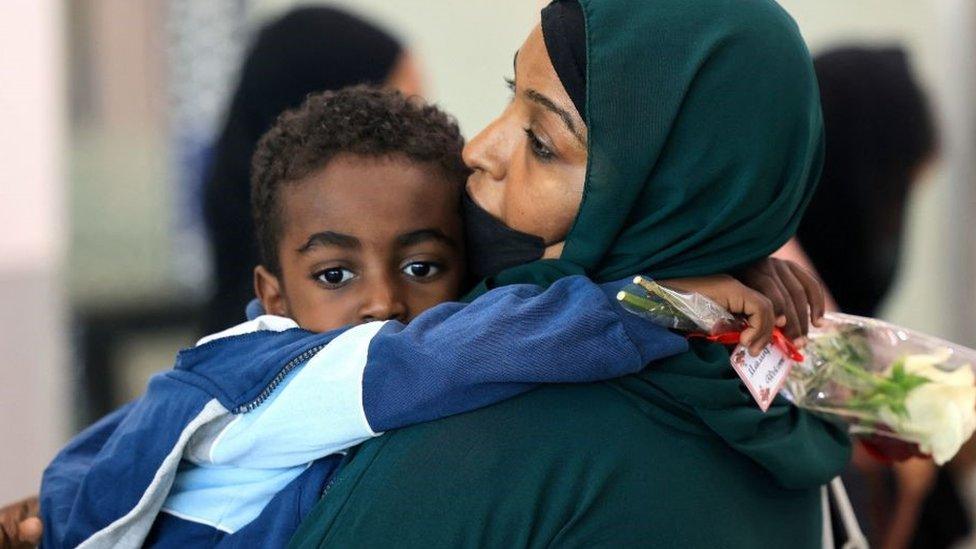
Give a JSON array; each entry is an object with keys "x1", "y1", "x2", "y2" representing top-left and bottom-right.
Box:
[{"x1": 729, "y1": 344, "x2": 793, "y2": 412}]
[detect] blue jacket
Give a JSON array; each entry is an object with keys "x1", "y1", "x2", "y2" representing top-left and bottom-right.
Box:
[{"x1": 40, "y1": 277, "x2": 687, "y2": 548}]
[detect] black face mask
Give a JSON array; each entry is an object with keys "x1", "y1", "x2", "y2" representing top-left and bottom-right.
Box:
[{"x1": 462, "y1": 193, "x2": 547, "y2": 281}]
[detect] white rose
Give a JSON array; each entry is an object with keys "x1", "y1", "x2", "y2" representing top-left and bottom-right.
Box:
[
  {"x1": 879, "y1": 351, "x2": 976, "y2": 465},
  {"x1": 902, "y1": 348, "x2": 975, "y2": 387},
  {"x1": 903, "y1": 382, "x2": 976, "y2": 464}
]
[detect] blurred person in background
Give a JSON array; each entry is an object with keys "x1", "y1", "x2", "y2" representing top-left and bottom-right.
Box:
[
  {"x1": 794, "y1": 46, "x2": 954, "y2": 549},
  {"x1": 202, "y1": 5, "x2": 425, "y2": 334}
]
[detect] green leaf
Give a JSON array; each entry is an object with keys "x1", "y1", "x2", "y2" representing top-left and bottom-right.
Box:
[
  {"x1": 902, "y1": 374, "x2": 930, "y2": 392},
  {"x1": 890, "y1": 359, "x2": 906, "y2": 383}
]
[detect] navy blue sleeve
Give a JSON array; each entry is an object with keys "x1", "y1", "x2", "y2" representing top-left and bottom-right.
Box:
[
  {"x1": 40, "y1": 402, "x2": 135, "y2": 547},
  {"x1": 362, "y1": 275, "x2": 688, "y2": 432}
]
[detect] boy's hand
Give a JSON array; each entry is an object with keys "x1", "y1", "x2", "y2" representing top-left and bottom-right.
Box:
[
  {"x1": 0, "y1": 496, "x2": 41, "y2": 549},
  {"x1": 659, "y1": 275, "x2": 775, "y2": 356},
  {"x1": 734, "y1": 258, "x2": 826, "y2": 341}
]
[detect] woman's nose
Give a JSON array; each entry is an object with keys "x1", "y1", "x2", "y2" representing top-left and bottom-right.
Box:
[
  {"x1": 359, "y1": 276, "x2": 407, "y2": 324},
  {"x1": 462, "y1": 115, "x2": 512, "y2": 181}
]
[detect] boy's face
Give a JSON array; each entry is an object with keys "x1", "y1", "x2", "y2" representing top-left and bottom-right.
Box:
[{"x1": 255, "y1": 154, "x2": 465, "y2": 333}]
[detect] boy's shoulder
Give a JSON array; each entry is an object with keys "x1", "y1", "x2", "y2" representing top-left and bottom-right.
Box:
[{"x1": 169, "y1": 315, "x2": 346, "y2": 412}]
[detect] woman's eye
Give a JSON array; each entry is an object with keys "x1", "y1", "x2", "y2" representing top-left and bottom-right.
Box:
[
  {"x1": 316, "y1": 267, "x2": 355, "y2": 287},
  {"x1": 402, "y1": 262, "x2": 441, "y2": 279},
  {"x1": 524, "y1": 128, "x2": 555, "y2": 161}
]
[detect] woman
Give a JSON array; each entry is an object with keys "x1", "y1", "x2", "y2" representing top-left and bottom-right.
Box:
[
  {"x1": 202, "y1": 6, "x2": 423, "y2": 334},
  {"x1": 289, "y1": 0, "x2": 850, "y2": 547}
]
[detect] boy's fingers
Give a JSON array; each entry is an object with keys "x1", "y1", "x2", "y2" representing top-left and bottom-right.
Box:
[
  {"x1": 18, "y1": 518, "x2": 42, "y2": 544},
  {"x1": 789, "y1": 262, "x2": 826, "y2": 325},
  {"x1": 744, "y1": 328, "x2": 770, "y2": 356},
  {"x1": 753, "y1": 273, "x2": 798, "y2": 340},
  {"x1": 773, "y1": 259, "x2": 809, "y2": 337},
  {"x1": 740, "y1": 291, "x2": 774, "y2": 355},
  {"x1": 0, "y1": 496, "x2": 40, "y2": 549},
  {"x1": 740, "y1": 325, "x2": 769, "y2": 356},
  {"x1": 764, "y1": 273, "x2": 801, "y2": 341}
]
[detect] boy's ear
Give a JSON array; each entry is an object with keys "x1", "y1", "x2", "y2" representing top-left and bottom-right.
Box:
[{"x1": 254, "y1": 265, "x2": 288, "y2": 317}]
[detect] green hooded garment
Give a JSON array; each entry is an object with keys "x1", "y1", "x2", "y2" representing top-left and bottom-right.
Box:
[{"x1": 290, "y1": 0, "x2": 851, "y2": 547}]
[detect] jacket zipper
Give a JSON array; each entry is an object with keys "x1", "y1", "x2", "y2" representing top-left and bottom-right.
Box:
[
  {"x1": 322, "y1": 475, "x2": 338, "y2": 497},
  {"x1": 321, "y1": 448, "x2": 357, "y2": 497},
  {"x1": 233, "y1": 344, "x2": 326, "y2": 413}
]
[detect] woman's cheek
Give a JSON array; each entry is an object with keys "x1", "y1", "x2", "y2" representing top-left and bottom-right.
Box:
[
  {"x1": 539, "y1": 170, "x2": 585, "y2": 239},
  {"x1": 502, "y1": 172, "x2": 575, "y2": 242},
  {"x1": 466, "y1": 177, "x2": 504, "y2": 219}
]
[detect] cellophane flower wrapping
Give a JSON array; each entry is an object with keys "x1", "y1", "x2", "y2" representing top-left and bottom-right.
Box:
[{"x1": 618, "y1": 277, "x2": 976, "y2": 465}]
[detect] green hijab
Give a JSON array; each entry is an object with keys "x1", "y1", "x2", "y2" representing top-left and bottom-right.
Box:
[
  {"x1": 479, "y1": 0, "x2": 823, "y2": 291},
  {"x1": 291, "y1": 1, "x2": 849, "y2": 547}
]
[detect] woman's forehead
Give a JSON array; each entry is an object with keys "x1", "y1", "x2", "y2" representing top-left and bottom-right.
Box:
[
  {"x1": 514, "y1": 26, "x2": 586, "y2": 140},
  {"x1": 514, "y1": 27, "x2": 565, "y2": 99}
]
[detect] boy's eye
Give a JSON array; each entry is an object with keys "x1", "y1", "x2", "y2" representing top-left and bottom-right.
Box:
[
  {"x1": 316, "y1": 267, "x2": 356, "y2": 287},
  {"x1": 402, "y1": 262, "x2": 441, "y2": 279}
]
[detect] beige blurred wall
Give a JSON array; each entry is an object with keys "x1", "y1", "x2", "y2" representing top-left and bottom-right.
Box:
[
  {"x1": 250, "y1": 0, "x2": 539, "y2": 139},
  {"x1": 0, "y1": 0, "x2": 69, "y2": 501}
]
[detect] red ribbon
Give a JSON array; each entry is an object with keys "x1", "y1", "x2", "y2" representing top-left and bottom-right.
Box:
[{"x1": 689, "y1": 327, "x2": 804, "y2": 362}]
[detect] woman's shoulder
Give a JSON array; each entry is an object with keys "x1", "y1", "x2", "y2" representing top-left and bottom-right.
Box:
[{"x1": 291, "y1": 379, "x2": 833, "y2": 549}]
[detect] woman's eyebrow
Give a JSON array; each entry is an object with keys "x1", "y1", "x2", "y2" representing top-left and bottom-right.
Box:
[
  {"x1": 396, "y1": 228, "x2": 460, "y2": 250},
  {"x1": 525, "y1": 88, "x2": 585, "y2": 146},
  {"x1": 297, "y1": 231, "x2": 360, "y2": 253}
]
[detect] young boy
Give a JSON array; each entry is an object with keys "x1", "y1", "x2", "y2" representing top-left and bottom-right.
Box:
[{"x1": 37, "y1": 88, "x2": 808, "y2": 548}]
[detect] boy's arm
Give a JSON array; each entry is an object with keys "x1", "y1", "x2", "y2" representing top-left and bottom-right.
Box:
[
  {"x1": 191, "y1": 275, "x2": 687, "y2": 469},
  {"x1": 39, "y1": 402, "x2": 135, "y2": 547}
]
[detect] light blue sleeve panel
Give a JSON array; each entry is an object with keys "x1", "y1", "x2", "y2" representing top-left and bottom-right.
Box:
[{"x1": 189, "y1": 321, "x2": 386, "y2": 469}]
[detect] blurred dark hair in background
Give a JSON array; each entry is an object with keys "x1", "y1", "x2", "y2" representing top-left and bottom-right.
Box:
[
  {"x1": 202, "y1": 6, "x2": 410, "y2": 334},
  {"x1": 798, "y1": 46, "x2": 937, "y2": 318},
  {"x1": 800, "y1": 46, "x2": 967, "y2": 549}
]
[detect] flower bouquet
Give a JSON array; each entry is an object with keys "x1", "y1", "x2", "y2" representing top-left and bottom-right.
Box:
[{"x1": 618, "y1": 276, "x2": 976, "y2": 464}]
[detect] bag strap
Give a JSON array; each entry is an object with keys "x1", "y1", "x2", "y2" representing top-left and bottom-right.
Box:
[{"x1": 830, "y1": 477, "x2": 869, "y2": 549}]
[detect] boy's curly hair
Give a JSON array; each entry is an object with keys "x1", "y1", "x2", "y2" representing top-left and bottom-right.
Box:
[{"x1": 251, "y1": 86, "x2": 468, "y2": 274}]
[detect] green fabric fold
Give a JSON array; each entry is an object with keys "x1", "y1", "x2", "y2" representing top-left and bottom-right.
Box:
[
  {"x1": 619, "y1": 340, "x2": 851, "y2": 490},
  {"x1": 291, "y1": 0, "x2": 851, "y2": 547},
  {"x1": 291, "y1": 359, "x2": 848, "y2": 547}
]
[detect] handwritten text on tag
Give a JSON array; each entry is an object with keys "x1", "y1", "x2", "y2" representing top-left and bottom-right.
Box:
[{"x1": 729, "y1": 344, "x2": 793, "y2": 412}]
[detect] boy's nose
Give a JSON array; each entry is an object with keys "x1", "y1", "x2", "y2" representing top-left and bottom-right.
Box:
[{"x1": 359, "y1": 278, "x2": 408, "y2": 324}]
